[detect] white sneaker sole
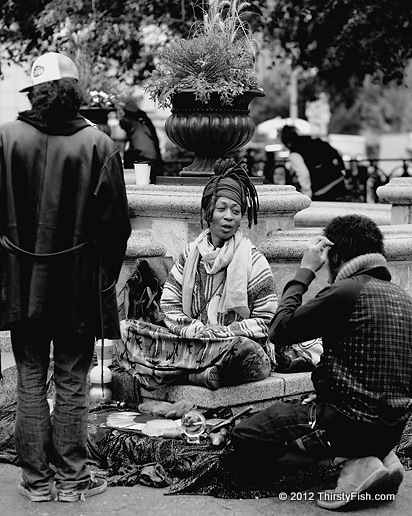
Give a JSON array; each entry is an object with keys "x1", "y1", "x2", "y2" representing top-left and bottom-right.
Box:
[{"x1": 317, "y1": 466, "x2": 389, "y2": 510}]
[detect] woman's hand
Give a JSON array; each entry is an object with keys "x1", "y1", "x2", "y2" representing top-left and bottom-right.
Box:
[
  {"x1": 195, "y1": 324, "x2": 228, "y2": 338},
  {"x1": 301, "y1": 236, "x2": 333, "y2": 273}
]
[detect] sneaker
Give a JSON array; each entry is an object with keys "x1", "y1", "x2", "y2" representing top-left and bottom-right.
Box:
[
  {"x1": 57, "y1": 478, "x2": 107, "y2": 502},
  {"x1": 370, "y1": 450, "x2": 405, "y2": 495},
  {"x1": 317, "y1": 456, "x2": 389, "y2": 510},
  {"x1": 18, "y1": 482, "x2": 53, "y2": 502}
]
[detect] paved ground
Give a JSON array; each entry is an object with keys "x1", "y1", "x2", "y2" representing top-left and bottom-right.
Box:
[{"x1": 0, "y1": 463, "x2": 411, "y2": 516}]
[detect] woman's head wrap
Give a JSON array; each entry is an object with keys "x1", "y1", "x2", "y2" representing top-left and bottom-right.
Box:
[{"x1": 201, "y1": 158, "x2": 259, "y2": 228}]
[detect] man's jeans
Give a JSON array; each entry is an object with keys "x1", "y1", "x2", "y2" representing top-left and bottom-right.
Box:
[
  {"x1": 231, "y1": 400, "x2": 334, "y2": 472},
  {"x1": 11, "y1": 321, "x2": 94, "y2": 495},
  {"x1": 231, "y1": 399, "x2": 405, "y2": 471}
]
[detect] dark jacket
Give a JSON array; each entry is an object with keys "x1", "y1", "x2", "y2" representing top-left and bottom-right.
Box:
[
  {"x1": 269, "y1": 261, "x2": 412, "y2": 426},
  {"x1": 291, "y1": 136, "x2": 346, "y2": 201},
  {"x1": 0, "y1": 111, "x2": 131, "y2": 338},
  {"x1": 120, "y1": 109, "x2": 163, "y2": 183}
]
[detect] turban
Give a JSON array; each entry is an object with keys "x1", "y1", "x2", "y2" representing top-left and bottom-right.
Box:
[
  {"x1": 201, "y1": 176, "x2": 246, "y2": 215},
  {"x1": 200, "y1": 158, "x2": 259, "y2": 229}
]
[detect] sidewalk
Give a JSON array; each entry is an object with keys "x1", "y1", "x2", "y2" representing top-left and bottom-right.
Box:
[{"x1": 0, "y1": 463, "x2": 411, "y2": 516}]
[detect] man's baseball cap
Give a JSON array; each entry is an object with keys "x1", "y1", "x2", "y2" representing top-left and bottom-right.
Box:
[{"x1": 19, "y1": 52, "x2": 79, "y2": 93}]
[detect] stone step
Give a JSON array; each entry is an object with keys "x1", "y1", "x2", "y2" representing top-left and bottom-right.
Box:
[{"x1": 112, "y1": 369, "x2": 314, "y2": 414}]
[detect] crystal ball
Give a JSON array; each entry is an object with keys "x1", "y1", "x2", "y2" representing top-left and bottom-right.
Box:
[{"x1": 181, "y1": 410, "x2": 206, "y2": 440}]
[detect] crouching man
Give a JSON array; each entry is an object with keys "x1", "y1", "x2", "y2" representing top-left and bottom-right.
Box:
[{"x1": 232, "y1": 215, "x2": 412, "y2": 510}]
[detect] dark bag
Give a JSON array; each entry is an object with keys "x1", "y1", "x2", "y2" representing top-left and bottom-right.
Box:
[
  {"x1": 126, "y1": 259, "x2": 163, "y2": 324},
  {"x1": 124, "y1": 258, "x2": 173, "y2": 324},
  {"x1": 275, "y1": 338, "x2": 323, "y2": 373}
]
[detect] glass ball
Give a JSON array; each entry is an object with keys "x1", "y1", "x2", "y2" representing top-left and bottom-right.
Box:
[{"x1": 181, "y1": 410, "x2": 206, "y2": 443}]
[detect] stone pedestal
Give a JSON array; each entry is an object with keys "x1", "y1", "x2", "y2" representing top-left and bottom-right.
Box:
[{"x1": 377, "y1": 177, "x2": 412, "y2": 225}]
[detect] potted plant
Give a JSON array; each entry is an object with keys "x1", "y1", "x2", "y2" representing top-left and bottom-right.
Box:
[
  {"x1": 70, "y1": 49, "x2": 120, "y2": 136},
  {"x1": 145, "y1": 0, "x2": 264, "y2": 177}
]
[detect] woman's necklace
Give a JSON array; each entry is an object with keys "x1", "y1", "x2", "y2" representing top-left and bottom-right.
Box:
[{"x1": 195, "y1": 272, "x2": 226, "y2": 318}]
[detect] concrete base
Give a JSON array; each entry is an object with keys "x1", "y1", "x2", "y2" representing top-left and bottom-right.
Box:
[{"x1": 112, "y1": 369, "x2": 314, "y2": 414}]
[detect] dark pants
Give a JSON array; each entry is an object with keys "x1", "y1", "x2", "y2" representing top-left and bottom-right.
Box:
[
  {"x1": 232, "y1": 400, "x2": 405, "y2": 471},
  {"x1": 11, "y1": 320, "x2": 94, "y2": 495}
]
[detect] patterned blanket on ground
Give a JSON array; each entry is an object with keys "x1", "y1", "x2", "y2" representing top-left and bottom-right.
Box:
[{"x1": 2, "y1": 404, "x2": 412, "y2": 498}]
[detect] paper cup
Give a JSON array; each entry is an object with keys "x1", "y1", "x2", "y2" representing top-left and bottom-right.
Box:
[
  {"x1": 134, "y1": 162, "x2": 151, "y2": 185},
  {"x1": 95, "y1": 339, "x2": 114, "y2": 366}
]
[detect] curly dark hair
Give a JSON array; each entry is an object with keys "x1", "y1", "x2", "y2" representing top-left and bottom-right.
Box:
[
  {"x1": 323, "y1": 214, "x2": 385, "y2": 268},
  {"x1": 201, "y1": 158, "x2": 259, "y2": 229},
  {"x1": 27, "y1": 78, "x2": 84, "y2": 120}
]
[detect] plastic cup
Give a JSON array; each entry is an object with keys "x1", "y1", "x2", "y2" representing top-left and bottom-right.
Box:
[{"x1": 134, "y1": 162, "x2": 151, "y2": 185}]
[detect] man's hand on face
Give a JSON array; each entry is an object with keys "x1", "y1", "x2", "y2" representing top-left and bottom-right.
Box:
[{"x1": 301, "y1": 236, "x2": 334, "y2": 273}]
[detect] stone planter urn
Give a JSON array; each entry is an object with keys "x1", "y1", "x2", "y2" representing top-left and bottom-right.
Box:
[
  {"x1": 78, "y1": 107, "x2": 112, "y2": 137},
  {"x1": 165, "y1": 89, "x2": 265, "y2": 177}
]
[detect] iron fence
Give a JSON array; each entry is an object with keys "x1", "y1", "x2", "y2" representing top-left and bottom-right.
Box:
[{"x1": 160, "y1": 157, "x2": 412, "y2": 203}]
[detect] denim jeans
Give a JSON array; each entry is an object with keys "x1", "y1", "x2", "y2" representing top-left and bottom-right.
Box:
[
  {"x1": 231, "y1": 399, "x2": 334, "y2": 471},
  {"x1": 231, "y1": 399, "x2": 405, "y2": 472},
  {"x1": 11, "y1": 320, "x2": 95, "y2": 495}
]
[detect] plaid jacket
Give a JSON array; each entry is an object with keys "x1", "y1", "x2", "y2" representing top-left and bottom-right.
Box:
[{"x1": 269, "y1": 259, "x2": 412, "y2": 426}]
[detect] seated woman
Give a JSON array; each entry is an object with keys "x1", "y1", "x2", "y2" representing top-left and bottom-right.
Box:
[{"x1": 115, "y1": 158, "x2": 278, "y2": 390}]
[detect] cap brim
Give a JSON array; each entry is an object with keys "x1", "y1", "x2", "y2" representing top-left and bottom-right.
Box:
[{"x1": 19, "y1": 84, "x2": 33, "y2": 93}]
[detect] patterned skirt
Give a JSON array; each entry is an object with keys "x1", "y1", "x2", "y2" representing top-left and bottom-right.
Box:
[{"x1": 115, "y1": 319, "x2": 271, "y2": 390}]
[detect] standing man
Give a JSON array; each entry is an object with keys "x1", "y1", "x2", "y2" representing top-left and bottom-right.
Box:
[
  {"x1": 280, "y1": 125, "x2": 346, "y2": 201},
  {"x1": 232, "y1": 215, "x2": 412, "y2": 510},
  {"x1": 0, "y1": 53, "x2": 131, "y2": 502}
]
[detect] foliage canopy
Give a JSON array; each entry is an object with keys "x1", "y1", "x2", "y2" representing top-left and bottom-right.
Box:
[
  {"x1": 1, "y1": 0, "x2": 412, "y2": 104},
  {"x1": 267, "y1": 0, "x2": 412, "y2": 91}
]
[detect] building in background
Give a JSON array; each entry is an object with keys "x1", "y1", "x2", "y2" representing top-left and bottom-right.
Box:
[{"x1": 0, "y1": 63, "x2": 30, "y2": 124}]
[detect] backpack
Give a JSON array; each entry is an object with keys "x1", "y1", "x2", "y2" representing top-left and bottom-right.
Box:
[{"x1": 117, "y1": 257, "x2": 173, "y2": 324}]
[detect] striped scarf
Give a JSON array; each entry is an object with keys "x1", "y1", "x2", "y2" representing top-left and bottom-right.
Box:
[{"x1": 182, "y1": 229, "x2": 252, "y2": 318}]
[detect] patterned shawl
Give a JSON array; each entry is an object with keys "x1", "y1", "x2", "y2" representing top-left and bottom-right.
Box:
[{"x1": 182, "y1": 229, "x2": 252, "y2": 319}]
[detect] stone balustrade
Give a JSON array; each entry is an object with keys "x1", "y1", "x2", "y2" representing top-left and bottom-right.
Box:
[{"x1": 295, "y1": 200, "x2": 391, "y2": 227}]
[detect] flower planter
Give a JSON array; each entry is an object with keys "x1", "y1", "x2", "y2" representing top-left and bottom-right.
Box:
[
  {"x1": 165, "y1": 89, "x2": 265, "y2": 177},
  {"x1": 78, "y1": 107, "x2": 112, "y2": 136}
]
